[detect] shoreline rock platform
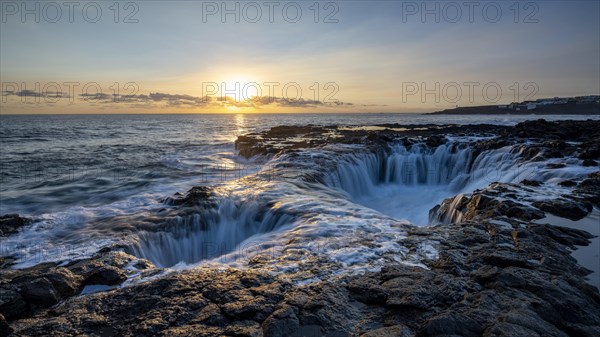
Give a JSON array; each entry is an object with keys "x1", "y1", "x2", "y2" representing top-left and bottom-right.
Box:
[{"x1": 1, "y1": 120, "x2": 599, "y2": 336}]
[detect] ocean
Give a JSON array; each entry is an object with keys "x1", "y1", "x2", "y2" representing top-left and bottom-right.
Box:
[{"x1": 1, "y1": 113, "x2": 598, "y2": 274}]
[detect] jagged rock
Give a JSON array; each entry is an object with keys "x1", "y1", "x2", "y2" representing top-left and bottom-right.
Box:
[
  {"x1": 521, "y1": 179, "x2": 542, "y2": 187},
  {"x1": 0, "y1": 214, "x2": 32, "y2": 237},
  {"x1": 191, "y1": 303, "x2": 226, "y2": 326},
  {"x1": 559, "y1": 180, "x2": 578, "y2": 187},
  {"x1": 361, "y1": 324, "x2": 413, "y2": 337},
  {"x1": 262, "y1": 305, "x2": 300, "y2": 337},
  {"x1": 164, "y1": 186, "x2": 216, "y2": 207},
  {"x1": 45, "y1": 268, "x2": 83, "y2": 297},
  {"x1": 0, "y1": 313, "x2": 12, "y2": 337},
  {"x1": 575, "y1": 171, "x2": 600, "y2": 207},
  {"x1": 426, "y1": 135, "x2": 446, "y2": 147},
  {"x1": 0, "y1": 285, "x2": 28, "y2": 319},
  {"x1": 0, "y1": 252, "x2": 145, "y2": 321},
  {"x1": 528, "y1": 223, "x2": 593, "y2": 247},
  {"x1": 83, "y1": 266, "x2": 126, "y2": 286},
  {"x1": 66, "y1": 251, "x2": 139, "y2": 286},
  {"x1": 346, "y1": 276, "x2": 388, "y2": 304},
  {"x1": 433, "y1": 187, "x2": 545, "y2": 224},
  {"x1": 579, "y1": 146, "x2": 600, "y2": 160},
  {"x1": 422, "y1": 312, "x2": 485, "y2": 336},
  {"x1": 20, "y1": 277, "x2": 60, "y2": 307},
  {"x1": 4, "y1": 120, "x2": 600, "y2": 336},
  {"x1": 533, "y1": 199, "x2": 591, "y2": 221}
]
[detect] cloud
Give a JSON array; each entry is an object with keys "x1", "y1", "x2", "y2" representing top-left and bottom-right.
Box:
[
  {"x1": 3, "y1": 88, "x2": 381, "y2": 110},
  {"x1": 76, "y1": 91, "x2": 362, "y2": 109},
  {"x1": 3, "y1": 90, "x2": 70, "y2": 98}
]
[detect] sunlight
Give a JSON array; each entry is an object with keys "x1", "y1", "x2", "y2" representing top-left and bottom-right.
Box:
[{"x1": 220, "y1": 74, "x2": 261, "y2": 101}]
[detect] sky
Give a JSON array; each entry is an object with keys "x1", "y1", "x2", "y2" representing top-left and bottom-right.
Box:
[{"x1": 1, "y1": 0, "x2": 599, "y2": 114}]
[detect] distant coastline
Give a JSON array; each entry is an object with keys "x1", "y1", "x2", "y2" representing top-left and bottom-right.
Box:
[{"x1": 430, "y1": 96, "x2": 600, "y2": 115}]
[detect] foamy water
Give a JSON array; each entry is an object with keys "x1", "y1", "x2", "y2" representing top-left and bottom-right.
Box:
[{"x1": 1, "y1": 114, "x2": 598, "y2": 277}]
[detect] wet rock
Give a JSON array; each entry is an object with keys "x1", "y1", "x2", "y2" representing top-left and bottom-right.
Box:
[
  {"x1": 346, "y1": 276, "x2": 388, "y2": 304},
  {"x1": 0, "y1": 214, "x2": 32, "y2": 237},
  {"x1": 361, "y1": 324, "x2": 413, "y2": 337},
  {"x1": 579, "y1": 146, "x2": 600, "y2": 160},
  {"x1": 191, "y1": 303, "x2": 226, "y2": 326},
  {"x1": 262, "y1": 305, "x2": 300, "y2": 337},
  {"x1": 483, "y1": 319, "x2": 558, "y2": 337},
  {"x1": 66, "y1": 251, "x2": 136, "y2": 286},
  {"x1": 425, "y1": 135, "x2": 446, "y2": 147},
  {"x1": 422, "y1": 312, "x2": 485, "y2": 336},
  {"x1": 20, "y1": 277, "x2": 60, "y2": 307},
  {"x1": 83, "y1": 266, "x2": 126, "y2": 286},
  {"x1": 5, "y1": 120, "x2": 600, "y2": 335},
  {"x1": 164, "y1": 186, "x2": 216, "y2": 208},
  {"x1": 0, "y1": 285, "x2": 28, "y2": 319},
  {"x1": 559, "y1": 180, "x2": 578, "y2": 187},
  {"x1": 0, "y1": 256, "x2": 15, "y2": 269},
  {"x1": 224, "y1": 320, "x2": 263, "y2": 337},
  {"x1": 528, "y1": 223, "x2": 593, "y2": 247},
  {"x1": 521, "y1": 179, "x2": 542, "y2": 187},
  {"x1": 45, "y1": 268, "x2": 83, "y2": 297},
  {"x1": 533, "y1": 199, "x2": 591, "y2": 221},
  {"x1": 0, "y1": 313, "x2": 12, "y2": 337},
  {"x1": 575, "y1": 171, "x2": 600, "y2": 206},
  {"x1": 582, "y1": 159, "x2": 598, "y2": 167},
  {"x1": 433, "y1": 187, "x2": 545, "y2": 224}
]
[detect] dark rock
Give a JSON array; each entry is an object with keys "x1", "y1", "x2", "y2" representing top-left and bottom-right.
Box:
[
  {"x1": 575, "y1": 172, "x2": 600, "y2": 207},
  {"x1": 5, "y1": 121, "x2": 600, "y2": 336},
  {"x1": 533, "y1": 199, "x2": 591, "y2": 221},
  {"x1": 477, "y1": 251, "x2": 533, "y2": 269},
  {"x1": 66, "y1": 252, "x2": 135, "y2": 286},
  {"x1": 521, "y1": 179, "x2": 542, "y2": 187},
  {"x1": 45, "y1": 268, "x2": 83, "y2": 297},
  {"x1": 0, "y1": 214, "x2": 32, "y2": 237},
  {"x1": 347, "y1": 276, "x2": 388, "y2": 304},
  {"x1": 582, "y1": 159, "x2": 598, "y2": 167},
  {"x1": 528, "y1": 223, "x2": 593, "y2": 247},
  {"x1": 20, "y1": 277, "x2": 60, "y2": 307},
  {"x1": 361, "y1": 324, "x2": 413, "y2": 337},
  {"x1": 483, "y1": 321, "x2": 553, "y2": 337},
  {"x1": 579, "y1": 146, "x2": 600, "y2": 160},
  {"x1": 559, "y1": 180, "x2": 578, "y2": 187},
  {"x1": 426, "y1": 135, "x2": 446, "y2": 147},
  {"x1": 421, "y1": 312, "x2": 485, "y2": 336},
  {"x1": 0, "y1": 313, "x2": 12, "y2": 337},
  {"x1": 191, "y1": 303, "x2": 226, "y2": 326},
  {"x1": 164, "y1": 186, "x2": 215, "y2": 207},
  {"x1": 0, "y1": 256, "x2": 15, "y2": 269},
  {"x1": 83, "y1": 266, "x2": 126, "y2": 286},
  {"x1": 262, "y1": 305, "x2": 300, "y2": 337},
  {"x1": 0, "y1": 285, "x2": 28, "y2": 319},
  {"x1": 434, "y1": 188, "x2": 545, "y2": 224},
  {"x1": 224, "y1": 320, "x2": 263, "y2": 337}
]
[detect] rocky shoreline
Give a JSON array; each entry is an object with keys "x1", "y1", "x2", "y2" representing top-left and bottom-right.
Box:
[{"x1": 1, "y1": 120, "x2": 599, "y2": 336}]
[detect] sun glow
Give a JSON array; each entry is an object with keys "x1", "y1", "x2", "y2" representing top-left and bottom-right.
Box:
[{"x1": 220, "y1": 74, "x2": 259, "y2": 99}]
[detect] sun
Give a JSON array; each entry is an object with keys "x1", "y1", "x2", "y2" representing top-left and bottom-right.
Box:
[{"x1": 220, "y1": 74, "x2": 261, "y2": 100}]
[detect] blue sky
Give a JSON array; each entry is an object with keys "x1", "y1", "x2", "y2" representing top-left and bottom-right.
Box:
[{"x1": 1, "y1": 0, "x2": 599, "y2": 113}]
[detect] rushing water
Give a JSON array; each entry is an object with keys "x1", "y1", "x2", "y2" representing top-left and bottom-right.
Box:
[{"x1": 1, "y1": 113, "x2": 598, "y2": 271}]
